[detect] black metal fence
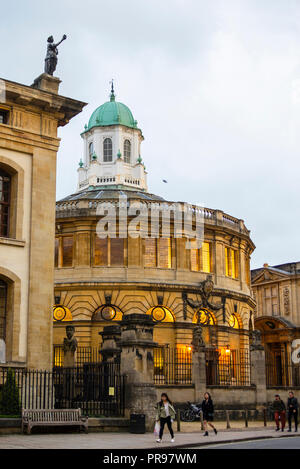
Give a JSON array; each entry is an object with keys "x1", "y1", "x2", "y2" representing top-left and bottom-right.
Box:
[
  {"x1": 153, "y1": 346, "x2": 192, "y2": 385},
  {"x1": 206, "y1": 349, "x2": 251, "y2": 386},
  {"x1": 0, "y1": 365, "x2": 125, "y2": 417},
  {"x1": 53, "y1": 345, "x2": 102, "y2": 368},
  {"x1": 266, "y1": 362, "x2": 300, "y2": 388}
]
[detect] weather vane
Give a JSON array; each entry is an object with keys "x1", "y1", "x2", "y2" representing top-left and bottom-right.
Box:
[
  {"x1": 44, "y1": 34, "x2": 67, "y2": 76},
  {"x1": 109, "y1": 79, "x2": 115, "y2": 101}
]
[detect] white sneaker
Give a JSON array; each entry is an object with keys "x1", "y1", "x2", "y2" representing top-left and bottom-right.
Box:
[
  {"x1": 156, "y1": 439, "x2": 161, "y2": 443},
  {"x1": 171, "y1": 438, "x2": 175, "y2": 443}
]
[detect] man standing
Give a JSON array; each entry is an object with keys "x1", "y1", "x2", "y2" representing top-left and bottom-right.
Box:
[
  {"x1": 272, "y1": 394, "x2": 286, "y2": 432},
  {"x1": 287, "y1": 391, "x2": 298, "y2": 432}
]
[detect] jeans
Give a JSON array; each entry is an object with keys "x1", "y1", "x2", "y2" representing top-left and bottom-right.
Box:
[
  {"x1": 159, "y1": 416, "x2": 174, "y2": 439},
  {"x1": 288, "y1": 410, "x2": 298, "y2": 430}
]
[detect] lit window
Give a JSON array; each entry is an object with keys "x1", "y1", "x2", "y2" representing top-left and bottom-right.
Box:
[
  {"x1": 158, "y1": 238, "x2": 172, "y2": 268},
  {"x1": 192, "y1": 309, "x2": 216, "y2": 325},
  {"x1": 144, "y1": 238, "x2": 172, "y2": 269},
  {"x1": 146, "y1": 306, "x2": 175, "y2": 323},
  {"x1": 229, "y1": 313, "x2": 240, "y2": 329},
  {"x1": 103, "y1": 138, "x2": 112, "y2": 162},
  {"x1": 53, "y1": 306, "x2": 73, "y2": 322},
  {"x1": 225, "y1": 247, "x2": 238, "y2": 279},
  {"x1": 190, "y1": 241, "x2": 211, "y2": 273},
  {"x1": 0, "y1": 170, "x2": 10, "y2": 237},
  {"x1": 124, "y1": 140, "x2": 131, "y2": 163}
]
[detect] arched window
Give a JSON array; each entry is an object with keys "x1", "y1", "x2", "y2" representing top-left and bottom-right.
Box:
[
  {"x1": 124, "y1": 140, "x2": 131, "y2": 163},
  {"x1": 192, "y1": 309, "x2": 216, "y2": 325},
  {"x1": 103, "y1": 138, "x2": 112, "y2": 162},
  {"x1": 229, "y1": 313, "x2": 241, "y2": 329},
  {"x1": 53, "y1": 305, "x2": 73, "y2": 322},
  {"x1": 0, "y1": 170, "x2": 10, "y2": 237},
  {"x1": 146, "y1": 306, "x2": 175, "y2": 323},
  {"x1": 89, "y1": 142, "x2": 94, "y2": 162},
  {"x1": 0, "y1": 279, "x2": 7, "y2": 340},
  {"x1": 92, "y1": 304, "x2": 123, "y2": 322}
]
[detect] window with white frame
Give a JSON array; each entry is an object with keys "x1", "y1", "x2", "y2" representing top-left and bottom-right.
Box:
[
  {"x1": 103, "y1": 138, "x2": 113, "y2": 162},
  {"x1": 124, "y1": 139, "x2": 131, "y2": 164}
]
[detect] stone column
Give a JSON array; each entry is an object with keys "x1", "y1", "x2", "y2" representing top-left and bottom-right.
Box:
[
  {"x1": 250, "y1": 330, "x2": 267, "y2": 408},
  {"x1": 119, "y1": 314, "x2": 158, "y2": 431},
  {"x1": 99, "y1": 324, "x2": 121, "y2": 363},
  {"x1": 191, "y1": 325, "x2": 207, "y2": 402}
]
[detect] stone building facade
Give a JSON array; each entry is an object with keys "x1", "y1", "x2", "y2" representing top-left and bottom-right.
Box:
[
  {"x1": 0, "y1": 74, "x2": 85, "y2": 369},
  {"x1": 53, "y1": 87, "x2": 256, "y2": 396},
  {"x1": 251, "y1": 262, "x2": 300, "y2": 388}
]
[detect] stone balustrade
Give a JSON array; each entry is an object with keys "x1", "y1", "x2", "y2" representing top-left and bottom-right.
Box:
[{"x1": 56, "y1": 199, "x2": 250, "y2": 236}]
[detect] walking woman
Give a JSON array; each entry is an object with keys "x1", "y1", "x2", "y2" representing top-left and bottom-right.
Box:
[
  {"x1": 156, "y1": 393, "x2": 176, "y2": 443},
  {"x1": 202, "y1": 392, "x2": 217, "y2": 436}
]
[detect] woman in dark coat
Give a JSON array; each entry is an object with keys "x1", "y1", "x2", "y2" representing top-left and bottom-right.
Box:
[{"x1": 202, "y1": 392, "x2": 217, "y2": 436}]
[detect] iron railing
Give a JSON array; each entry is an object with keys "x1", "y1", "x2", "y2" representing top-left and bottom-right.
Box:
[
  {"x1": 266, "y1": 362, "x2": 300, "y2": 388},
  {"x1": 53, "y1": 345, "x2": 102, "y2": 368},
  {"x1": 153, "y1": 346, "x2": 192, "y2": 385},
  {"x1": 0, "y1": 365, "x2": 125, "y2": 417},
  {"x1": 206, "y1": 349, "x2": 251, "y2": 386}
]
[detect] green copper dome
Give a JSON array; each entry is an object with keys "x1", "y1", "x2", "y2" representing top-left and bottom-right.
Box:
[{"x1": 85, "y1": 87, "x2": 139, "y2": 132}]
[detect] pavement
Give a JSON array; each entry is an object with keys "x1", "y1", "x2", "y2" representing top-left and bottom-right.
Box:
[
  {"x1": 199, "y1": 436, "x2": 300, "y2": 449},
  {"x1": 0, "y1": 423, "x2": 299, "y2": 449}
]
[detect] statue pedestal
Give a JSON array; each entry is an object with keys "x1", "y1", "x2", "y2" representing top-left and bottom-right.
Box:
[
  {"x1": 99, "y1": 325, "x2": 121, "y2": 363},
  {"x1": 31, "y1": 73, "x2": 61, "y2": 94},
  {"x1": 63, "y1": 351, "x2": 76, "y2": 368},
  {"x1": 119, "y1": 314, "x2": 158, "y2": 431}
]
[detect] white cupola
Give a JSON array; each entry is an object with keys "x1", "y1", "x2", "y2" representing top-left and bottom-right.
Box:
[{"x1": 77, "y1": 83, "x2": 147, "y2": 192}]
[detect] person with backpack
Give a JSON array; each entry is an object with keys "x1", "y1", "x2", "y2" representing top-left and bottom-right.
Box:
[
  {"x1": 287, "y1": 391, "x2": 298, "y2": 432},
  {"x1": 155, "y1": 393, "x2": 176, "y2": 443},
  {"x1": 272, "y1": 394, "x2": 286, "y2": 432},
  {"x1": 202, "y1": 392, "x2": 218, "y2": 436}
]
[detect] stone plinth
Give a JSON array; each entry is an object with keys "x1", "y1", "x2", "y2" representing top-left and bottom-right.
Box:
[
  {"x1": 250, "y1": 344, "x2": 267, "y2": 408},
  {"x1": 31, "y1": 73, "x2": 61, "y2": 94},
  {"x1": 119, "y1": 314, "x2": 157, "y2": 431},
  {"x1": 99, "y1": 325, "x2": 121, "y2": 363}
]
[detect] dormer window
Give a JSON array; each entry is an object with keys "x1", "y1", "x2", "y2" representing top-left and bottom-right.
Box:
[
  {"x1": 0, "y1": 109, "x2": 9, "y2": 125},
  {"x1": 89, "y1": 142, "x2": 94, "y2": 162},
  {"x1": 103, "y1": 138, "x2": 112, "y2": 162},
  {"x1": 124, "y1": 139, "x2": 131, "y2": 164}
]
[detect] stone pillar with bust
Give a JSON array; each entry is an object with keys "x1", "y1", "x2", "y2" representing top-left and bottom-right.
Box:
[
  {"x1": 119, "y1": 313, "x2": 158, "y2": 431},
  {"x1": 62, "y1": 325, "x2": 78, "y2": 401},
  {"x1": 191, "y1": 325, "x2": 207, "y2": 402},
  {"x1": 250, "y1": 330, "x2": 267, "y2": 408},
  {"x1": 63, "y1": 325, "x2": 78, "y2": 367}
]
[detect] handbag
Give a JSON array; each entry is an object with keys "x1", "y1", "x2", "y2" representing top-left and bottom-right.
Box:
[{"x1": 154, "y1": 421, "x2": 160, "y2": 436}]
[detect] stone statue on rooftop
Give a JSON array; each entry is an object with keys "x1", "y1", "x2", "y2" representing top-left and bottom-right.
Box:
[{"x1": 44, "y1": 34, "x2": 67, "y2": 76}]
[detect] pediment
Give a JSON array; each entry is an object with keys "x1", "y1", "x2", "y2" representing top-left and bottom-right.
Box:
[{"x1": 252, "y1": 268, "x2": 290, "y2": 285}]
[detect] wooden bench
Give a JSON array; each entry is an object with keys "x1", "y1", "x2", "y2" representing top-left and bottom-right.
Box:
[{"x1": 22, "y1": 409, "x2": 88, "y2": 434}]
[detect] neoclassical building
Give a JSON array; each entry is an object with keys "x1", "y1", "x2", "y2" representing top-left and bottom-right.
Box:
[
  {"x1": 53, "y1": 86, "x2": 256, "y2": 378},
  {"x1": 0, "y1": 74, "x2": 85, "y2": 369},
  {"x1": 251, "y1": 262, "x2": 300, "y2": 386}
]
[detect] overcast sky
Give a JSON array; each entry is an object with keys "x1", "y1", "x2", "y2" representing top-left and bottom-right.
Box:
[{"x1": 1, "y1": 0, "x2": 300, "y2": 269}]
